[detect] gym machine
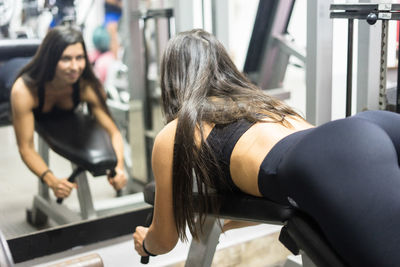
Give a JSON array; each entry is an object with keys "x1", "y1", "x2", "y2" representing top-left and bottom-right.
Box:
[
  {"x1": 0, "y1": 39, "x2": 40, "y2": 125},
  {"x1": 143, "y1": 181, "x2": 346, "y2": 267},
  {"x1": 330, "y1": 3, "x2": 400, "y2": 115},
  {"x1": 243, "y1": 0, "x2": 304, "y2": 100},
  {"x1": 124, "y1": 7, "x2": 174, "y2": 187}
]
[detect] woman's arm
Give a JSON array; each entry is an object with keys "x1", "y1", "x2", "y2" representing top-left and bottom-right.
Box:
[
  {"x1": 81, "y1": 84, "x2": 126, "y2": 190},
  {"x1": 10, "y1": 78, "x2": 76, "y2": 198},
  {"x1": 133, "y1": 120, "x2": 179, "y2": 256}
]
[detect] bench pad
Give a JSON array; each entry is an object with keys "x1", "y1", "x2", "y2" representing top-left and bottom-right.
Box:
[
  {"x1": 35, "y1": 112, "x2": 117, "y2": 176},
  {"x1": 143, "y1": 182, "x2": 293, "y2": 223}
]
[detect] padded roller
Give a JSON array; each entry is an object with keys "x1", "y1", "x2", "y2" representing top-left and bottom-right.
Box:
[{"x1": 0, "y1": 39, "x2": 40, "y2": 61}]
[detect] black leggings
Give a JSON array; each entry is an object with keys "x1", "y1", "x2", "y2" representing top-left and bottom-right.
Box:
[{"x1": 259, "y1": 110, "x2": 400, "y2": 267}]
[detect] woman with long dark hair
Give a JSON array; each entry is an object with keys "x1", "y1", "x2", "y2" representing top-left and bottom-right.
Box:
[
  {"x1": 11, "y1": 25, "x2": 126, "y2": 199},
  {"x1": 133, "y1": 29, "x2": 400, "y2": 266}
]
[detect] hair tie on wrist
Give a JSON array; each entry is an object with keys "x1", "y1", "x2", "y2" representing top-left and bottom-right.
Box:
[
  {"x1": 142, "y1": 239, "x2": 157, "y2": 257},
  {"x1": 39, "y1": 169, "x2": 52, "y2": 183}
]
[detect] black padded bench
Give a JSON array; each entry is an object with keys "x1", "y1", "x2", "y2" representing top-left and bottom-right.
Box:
[
  {"x1": 0, "y1": 39, "x2": 40, "y2": 126},
  {"x1": 28, "y1": 111, "x2": 119, "y2": 226},
  {"x1": 143, "y1": 182, "x2": 348, "y2": 267},
  {"x1": 35, "y1": 112, "x2": 117, "y2": 177}
]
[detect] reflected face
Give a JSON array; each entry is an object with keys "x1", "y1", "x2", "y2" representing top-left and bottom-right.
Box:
[{"x1": 54, "y1": 42, "x2": 86, "y2": 84}]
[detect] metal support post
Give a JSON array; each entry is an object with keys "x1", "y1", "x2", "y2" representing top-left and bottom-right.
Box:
[
  {"x1": 37, "y1": 136, "x2": 49, "y2": 199},
  {"x1": 346, "y1": 19, "x2": 354, "y2": 117},
  {"x1": 185, "y1": 216, "x2": 224, "y2": 267},
  {"x1": 306, "y1": 0, "x2": 333, "y2": 125},
  {"x1": 72, "y1": 163, "x2": 96, "y2": 220}
]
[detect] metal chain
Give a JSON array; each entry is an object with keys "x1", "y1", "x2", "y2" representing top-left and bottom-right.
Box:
[{"x1": 379, "y1": 20, "x2": 389, "y2": 110}]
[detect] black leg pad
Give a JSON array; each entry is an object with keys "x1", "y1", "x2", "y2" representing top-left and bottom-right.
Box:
[
  {"x1": 279, "y1": 225, "x2": 300, "y2": 255},
  {"x1": 284, "y1": 213, "x2": 348, "y2": 267}
]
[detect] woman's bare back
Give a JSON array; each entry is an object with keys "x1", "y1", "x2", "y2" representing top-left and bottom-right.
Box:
[{"x1": 200, "y1": 116, "x2": 314, "y2": 197}]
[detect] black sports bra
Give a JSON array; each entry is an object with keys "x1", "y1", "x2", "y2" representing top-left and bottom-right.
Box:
[
  {"x1": 33, "y1": 82, "x2": 80, "y2": 119},
  {"x1": 206, "y1": 119, "x2": 255, "y2": 192}
]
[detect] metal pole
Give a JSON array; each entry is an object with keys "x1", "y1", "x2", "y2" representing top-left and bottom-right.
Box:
[
  {"x1": 396, "y1": 22, "x2": 400, "y2": 113},
  {"x1": 346, "y1": 19, "x2": 354, "y2": 117}
]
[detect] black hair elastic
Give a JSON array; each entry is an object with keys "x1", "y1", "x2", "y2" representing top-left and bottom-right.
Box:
[
  {"x1": 39, "y1": 169, "x2": 52, "y2": 183},
  {"x1": 142, "y1": 239, "x2": 157, "y2": 257}
]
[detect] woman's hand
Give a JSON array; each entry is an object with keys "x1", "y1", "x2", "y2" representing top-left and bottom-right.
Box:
[
  {"x1": 133, "y1": 226, "x2": 149, "y2": 256},
  {"x1": 108, "y1": 168, "x2": 127, "y2": 190},
  {"x1": 49, "y1": 178, "x2": 77, "y2": 198}
]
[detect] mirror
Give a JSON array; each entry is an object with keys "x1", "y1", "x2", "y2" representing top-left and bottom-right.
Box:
[{"x1": 0, "y1": 0, "x2": 175, "y2": 242}]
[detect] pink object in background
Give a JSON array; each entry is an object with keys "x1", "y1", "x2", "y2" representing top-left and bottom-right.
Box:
[{"x1": 93, "y1": 51, "x2": 115, "y2": 83}]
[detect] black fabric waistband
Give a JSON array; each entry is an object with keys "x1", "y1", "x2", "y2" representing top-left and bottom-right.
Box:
[
  {"x1": 263, "y1": 128, "x2": 313, "y2": 176},
  {"x1": 258, "y1": 128, "x2": 313, "y2": 204}
]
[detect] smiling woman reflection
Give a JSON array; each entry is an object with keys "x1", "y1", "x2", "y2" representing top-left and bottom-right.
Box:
[{"x1": 10, "y1": 25, "x2": 127, "y2": 199}]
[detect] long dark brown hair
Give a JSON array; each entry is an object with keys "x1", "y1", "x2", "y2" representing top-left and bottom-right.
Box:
[
  {"x1": 160, "y1": 29, "x2": 302, "y2": 241},
  {"x1": 17, "y1": 25, "x2": 109, "y2": 114}
]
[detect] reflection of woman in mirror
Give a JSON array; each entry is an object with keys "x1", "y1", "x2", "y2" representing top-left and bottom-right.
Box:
[
  {"x1": 133, "y1": 29, "x2": 400, "y2": 266},
  {"x1": 10, "y1": 25, "x2": 127, "y2": 199}
]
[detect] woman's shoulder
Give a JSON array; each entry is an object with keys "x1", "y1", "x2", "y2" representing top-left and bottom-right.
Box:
[
  {"x1": 79, "y1": 78, "x2": 92, "y2": 87},
  {"x1": 78, "y1": 79, "x2": 102, "y2": 100},
  {"x1": 155, "y1": 119, "x2": 177, "y2": 146},
  {"x1": 11, "y1": 77, "x2": 34, "y2": 98},
  {"x1": 78, "y1": 78, "x2": 92, "y2": 92},
  {"x1": 12, "y1": 76, "x2": 28, "y2": 90},
  {"x1": 152, "y1": 120, "x2": 177, "y2": 166},
  {"x1": 10, "y1": 77, "x2": 35, "y2": 109}
]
